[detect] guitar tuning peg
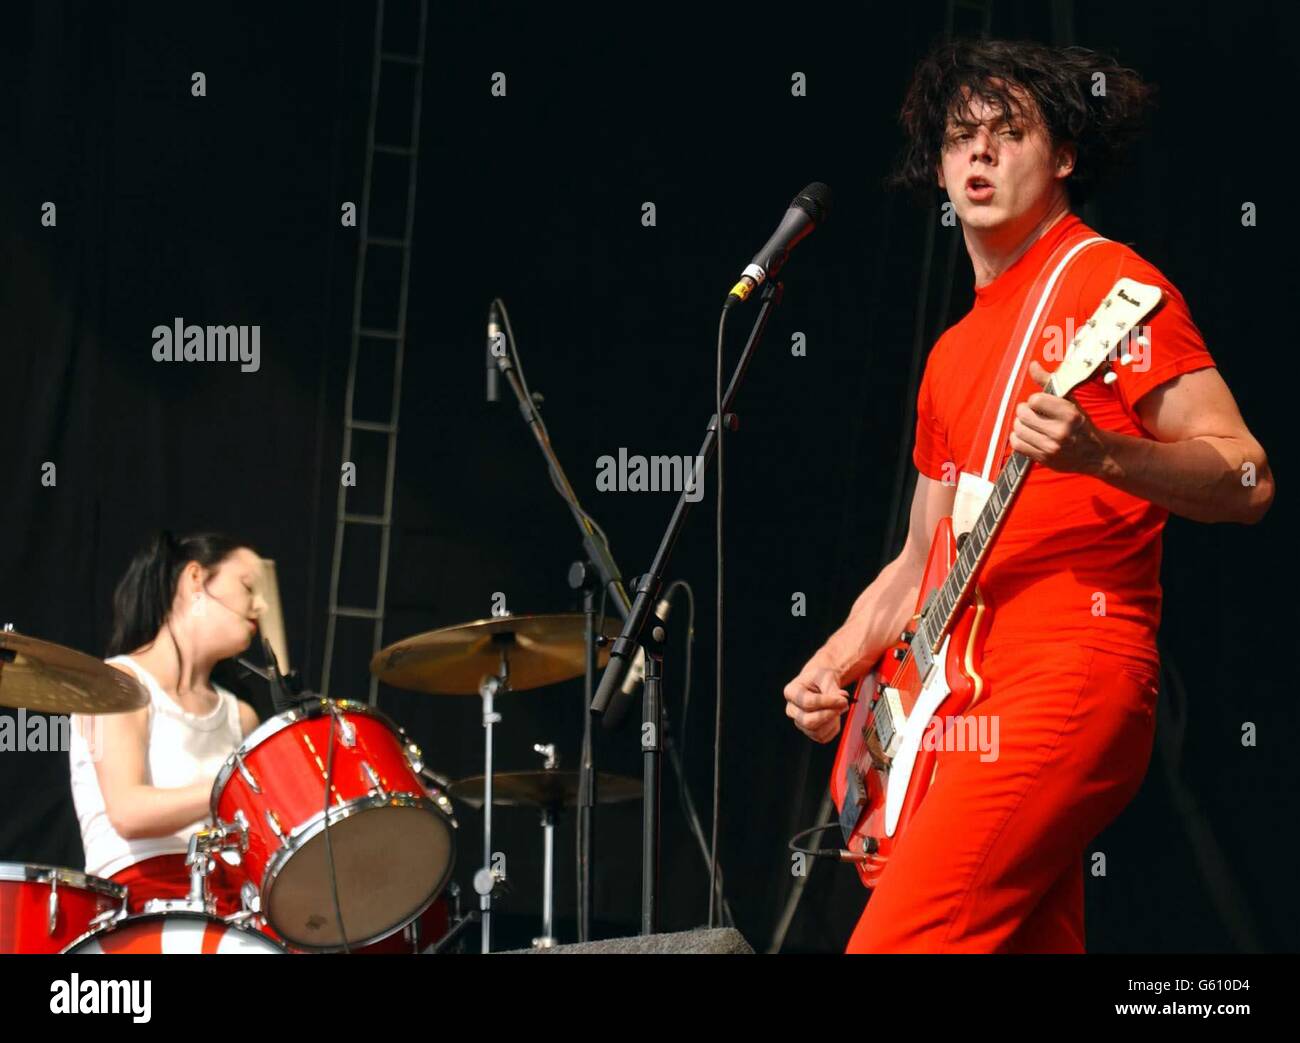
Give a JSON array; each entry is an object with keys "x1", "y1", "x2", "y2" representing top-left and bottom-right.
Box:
[{"x1": 1102, "y1": 371, "x2": 1119, "y2": 385}]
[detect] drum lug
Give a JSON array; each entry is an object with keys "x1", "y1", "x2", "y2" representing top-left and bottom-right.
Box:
[
  {"x1": 234, "y1": 750, "x2": 262, "y2": 794},
  {"x1": 330, "y1": 704, "x2": 357, "y2": 747},
  {"x1": 361, "y1": 760, "x2": 387, "y2": 798},
  {"x1": 404, "y1": 741, "x2": 424, "y2": 774},
  {"x1": 47, "y1": 877, "x2": 59, "y2": 936},
  {"x1": 265, "y1": 809, "x2": 285, "y2": 839}
]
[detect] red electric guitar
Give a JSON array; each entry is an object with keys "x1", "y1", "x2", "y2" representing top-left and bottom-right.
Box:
[{"x1": 829, "y1": 278, "x2": 1163, "y2": 889}]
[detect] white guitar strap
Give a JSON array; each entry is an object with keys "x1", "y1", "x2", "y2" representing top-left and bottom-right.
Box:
[{"x1": 950, "y1": 234, "x2": 1110, "y2": 537}]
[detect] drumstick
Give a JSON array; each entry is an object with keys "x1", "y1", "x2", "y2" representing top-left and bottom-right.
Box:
[{"x1": 258, "y1": 559, "x2": 291, "y2": 674}]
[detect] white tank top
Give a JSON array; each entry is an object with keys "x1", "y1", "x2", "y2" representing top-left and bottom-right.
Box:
[{"x1": 68, "y1": 655, "x2": 245, "y2": 878}]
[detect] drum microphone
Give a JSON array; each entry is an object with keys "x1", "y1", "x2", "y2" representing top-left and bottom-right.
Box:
[
  {"x1": 617, "y1": 594, "x2": 673, "y2": 698},
  {"x1": 259, "y1": 633, "x2": 297, "y2": 714},
  {"x1": 486, "y1": 300, "x2": 502, "y2": 403},
  {"x1": 725, "y1": 182, "x2": 832, "y2": 306}
]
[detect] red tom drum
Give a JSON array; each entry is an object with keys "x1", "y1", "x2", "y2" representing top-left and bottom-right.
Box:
[
  {"x1": 0, "y1": 863, "x2": 126, "y2": 953},
  {"x1": 210, "y1": 699, "x2": 456, "y2": 951}
]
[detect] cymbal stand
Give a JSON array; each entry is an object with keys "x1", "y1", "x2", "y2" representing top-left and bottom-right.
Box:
[
  {"x1": 472, "y1": 640, "x2": 510, "y2": 953},
  {"x1": 531, "y1": 742, "x2": 559, "y2": 949}
]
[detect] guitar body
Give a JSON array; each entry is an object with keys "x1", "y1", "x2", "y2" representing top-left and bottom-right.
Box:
[{"x1": 829, "y1": 517, "x2": 989, "y2": 889}]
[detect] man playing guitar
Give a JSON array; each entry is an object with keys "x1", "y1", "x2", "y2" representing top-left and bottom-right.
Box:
[{"x1": 783, "y1": 39, "x2": 1274, "y2": 953}]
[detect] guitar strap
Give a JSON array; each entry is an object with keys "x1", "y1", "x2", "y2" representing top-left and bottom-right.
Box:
[{"x1": 950, "y1": 231, "x2": 1112, "y2": 537}]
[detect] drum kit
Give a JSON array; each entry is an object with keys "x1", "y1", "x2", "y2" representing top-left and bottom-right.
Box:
[{"x1": 0, "y1": 607, "x2": 641, "y2": 955}]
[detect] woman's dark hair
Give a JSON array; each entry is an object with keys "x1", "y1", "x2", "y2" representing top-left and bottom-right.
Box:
[
  {"x1": 107, "y1": 531, "x2": 247, "y2": 657},
  {"x1": 890, "y1": 38, "x2": 1157, "y2": 206}
]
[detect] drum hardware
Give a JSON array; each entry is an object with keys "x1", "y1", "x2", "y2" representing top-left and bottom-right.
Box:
[
  {"x1": 233, "y1": 750, "x2": 261, "y2": 792},
  {"x1": 475, "y1": 647, "x2": 509, "y2": 954},
  {"x1": 533, "y1": 744, "x2": 559, "y2": 950},
  {"x1": 361, "y1": 761, "x2": 385, "y2": 795},
  {"x1": 43, "y1": 872, "x2": 124, "y2": 936},
  {"x1": 420, "y1": 764, "x2": 451, "y2": 789},
  {"x1": 331, "y1": 702, "x2": 357, "y2": 747},
  {"x1": 141, "y1": 897, "x2": 206, "y2": 914},
  {"x1": 152, "y1": 821, "x2": 251, "y2": 917},
  {"x1": 427, "y1": 884, "x2": 477, "y2": 954},
  {"x1": 222, "y1": 881, "x2": 264, "y2": 928},
  {"x1": 47, "y1": 875, "x2": 59, "y2": 934},
  {"x1": 450, "y1": 760, "x2": 642, "y2": 949}
]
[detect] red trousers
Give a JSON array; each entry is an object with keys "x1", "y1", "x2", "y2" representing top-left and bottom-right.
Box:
[{"x1": 846, "y1": 642, "x2": 1159, "y2": 953}]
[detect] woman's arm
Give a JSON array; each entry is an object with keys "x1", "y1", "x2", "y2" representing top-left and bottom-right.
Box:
[{"x1": 87, "y1": 666, "x2": 214, "y2": 840}]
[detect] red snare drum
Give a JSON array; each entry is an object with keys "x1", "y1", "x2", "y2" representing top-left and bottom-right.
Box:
[
  {"x1": 64, "y1": 911, "x2": 285, "y2": 954},
  {"x1": 211, "y1": 699, "x2": 456, "y2": 951},
  {"x1": 0, "y1": 863, "x2": 126, "y2": 953}
]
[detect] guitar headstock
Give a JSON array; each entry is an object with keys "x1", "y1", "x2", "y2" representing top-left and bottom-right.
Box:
[{"x1": 1049, "y1": 278, "x2": 1164, "y2": 397}]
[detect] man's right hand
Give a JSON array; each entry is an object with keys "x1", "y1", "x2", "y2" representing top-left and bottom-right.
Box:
[{"x1": 783, "y1": 660, "x2": 850, "y2": 744}]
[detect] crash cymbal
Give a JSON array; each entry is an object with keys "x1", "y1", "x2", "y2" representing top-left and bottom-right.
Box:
[
  {"x1": 0, "y1": 630, "x2": 149, "y2": 715},
  {"x1": 449, "y1": 770, "x2": 642, "y2": 810},
  {"x1": 371, "y1": 613, "x2": 621, "y2": 695}
]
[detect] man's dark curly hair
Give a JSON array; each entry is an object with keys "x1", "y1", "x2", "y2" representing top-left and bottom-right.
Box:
[{"x1": 890, "y1": 38, "x2": 1157, "y2": 207}]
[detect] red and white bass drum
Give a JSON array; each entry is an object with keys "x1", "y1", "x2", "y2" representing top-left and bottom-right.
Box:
[{"x1": 64, "y1": 911, "x2": 285, "y2": 954}]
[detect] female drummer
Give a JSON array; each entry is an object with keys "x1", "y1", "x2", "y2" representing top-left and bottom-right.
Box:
[{"x1": 68, "y1": 531, "x2": 264, "y2": 914}]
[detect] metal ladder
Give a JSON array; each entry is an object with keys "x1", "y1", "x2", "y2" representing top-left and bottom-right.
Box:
[{"x1": 321, "y1": 0, "x2": 428, "y2": 704}]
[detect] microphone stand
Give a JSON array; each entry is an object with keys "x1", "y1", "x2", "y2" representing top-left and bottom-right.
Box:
[
  {"x1": 236, "y1": 635, "x2": 300, "y2": 714},
  {"x1": 592, "y1": 280, "x2": 783, "y2": 933},
  {"x1": 492, "y1": 343, "x2": 631, "y2": 942}
]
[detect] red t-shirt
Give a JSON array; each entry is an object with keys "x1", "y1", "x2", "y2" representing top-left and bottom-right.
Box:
[{"x1": 912, "y1": 213, "x2": 1216, "y2": 666}]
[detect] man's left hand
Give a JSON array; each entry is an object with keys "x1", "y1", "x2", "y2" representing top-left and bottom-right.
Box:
[{"x1": 1009, "y1": 360, "x2": 1111, "y2": 475}]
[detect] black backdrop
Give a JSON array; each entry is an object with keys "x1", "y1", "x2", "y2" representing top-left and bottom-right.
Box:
[{"x1": 2, "y1": 0, "x2": 1295, "y2": 952}]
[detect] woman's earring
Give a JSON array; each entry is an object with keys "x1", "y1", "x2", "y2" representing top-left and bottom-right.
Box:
[{"x1": 190, "y1": 591, "x2": 204, "y2": 616}]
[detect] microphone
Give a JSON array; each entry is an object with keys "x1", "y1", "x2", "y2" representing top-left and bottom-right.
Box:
[
  {"x1": 618, "y1": 595, "x2": 674, "y2": 699},
  {"x1": 260, "y1": 633, "x2": 296, "y2": 714},
  {"x1": 486, "y1": 300, "x2": 502, "y2": 402},
  {"x1": 726, "y1": 182, "x2": 831, "y2": 306}
]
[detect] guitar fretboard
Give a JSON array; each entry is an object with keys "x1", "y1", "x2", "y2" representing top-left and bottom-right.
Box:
[{"x1": 915, "y1": 375, "x2": 1060, "y2": 653}]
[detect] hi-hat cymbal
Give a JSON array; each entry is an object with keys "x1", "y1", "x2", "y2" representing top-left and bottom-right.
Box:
[
  {"x1": 371, "y1": 613, "x2": 621, "y2": 695},
  {"x1": 0, "y1": 630, "x2": 148, "y2": 715},
  {"x1": 449, "y1": 770, "x2": 642, "y2": 810}
]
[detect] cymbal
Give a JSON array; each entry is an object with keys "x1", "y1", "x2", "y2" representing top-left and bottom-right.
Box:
[
  {"x1": 0, "y1": 630, "x2": 149, "y2": 715},
  {"x1": 449, "y1": 770, "x2": 642, "y2": 809},
  {"x1": 371, "y1": 613, "x2": 622, "y2": 695}
]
